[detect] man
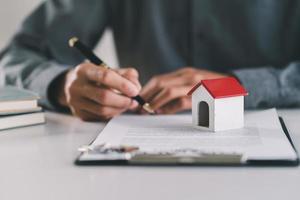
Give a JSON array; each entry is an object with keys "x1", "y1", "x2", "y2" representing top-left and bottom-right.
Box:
[{"x1": 1, "y1": 0, "x2": 300, "y2": 121}]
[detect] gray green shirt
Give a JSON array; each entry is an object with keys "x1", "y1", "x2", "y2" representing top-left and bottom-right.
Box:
[{"x1": 1, "y1": 0, "x2": 300, "y2": 109}]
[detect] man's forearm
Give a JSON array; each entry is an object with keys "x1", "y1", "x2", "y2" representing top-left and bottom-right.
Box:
[
  {"x1": 232, "y1": 62, "x2": 300, "y2": 108},
  {"x1": 0, "y1": 46, "x2": 70, "y2": 110},
  {"x1": 0, "y1": 0, "x2": 109, "y2": 111}
]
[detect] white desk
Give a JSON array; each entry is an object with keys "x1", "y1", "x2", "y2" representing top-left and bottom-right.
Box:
[{"x1": 0, "y1": 110, "x2": 299, "y2": 200}]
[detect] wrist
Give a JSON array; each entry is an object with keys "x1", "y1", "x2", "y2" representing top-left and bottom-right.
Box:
[
  {"x1": 57, "y1": 73, "x2": 68, "y2": 107},
  {"x1": 48, "y1": 70, "x2": 70, "y2": 111}
]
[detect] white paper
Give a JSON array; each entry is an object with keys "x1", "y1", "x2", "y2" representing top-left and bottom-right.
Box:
[{"x1": 81, "y1": 109, "x2": 297, "y2": 161}]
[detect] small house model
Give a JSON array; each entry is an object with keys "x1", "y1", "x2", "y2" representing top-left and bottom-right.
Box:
[{"x1": 187, "y1": 77, "x2": 248, "y2": 132}]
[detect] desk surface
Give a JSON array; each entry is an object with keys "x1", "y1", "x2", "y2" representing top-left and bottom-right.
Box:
[{"x1": 0, "y1": 110, "x2": 299, "y2": 200}]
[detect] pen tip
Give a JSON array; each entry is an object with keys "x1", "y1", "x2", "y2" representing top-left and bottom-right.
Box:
[
  {"x1": 142, "y1": 103, "x2": 155, "y2": 114},
  {"x1": 68, "y1": 37, "x2": 78, "y2": 47}
]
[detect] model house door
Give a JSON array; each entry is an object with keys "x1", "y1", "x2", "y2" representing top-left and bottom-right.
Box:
[{"x1": 198, "y1": 101, "x2": 209, "y2": 127}]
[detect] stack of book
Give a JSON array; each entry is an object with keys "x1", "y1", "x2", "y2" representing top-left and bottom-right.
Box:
[{"x1": 0, "y1": 87, "x2": 45, "y2": 131}]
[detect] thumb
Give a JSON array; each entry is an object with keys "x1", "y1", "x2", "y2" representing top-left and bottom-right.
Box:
[{"x1": 128, "y1": 100, "x2": 139, "y2": 111}]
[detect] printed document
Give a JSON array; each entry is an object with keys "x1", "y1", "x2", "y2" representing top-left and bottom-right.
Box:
[{"x1": 81, "y1": 109, "x2": 297, "y2": 162}]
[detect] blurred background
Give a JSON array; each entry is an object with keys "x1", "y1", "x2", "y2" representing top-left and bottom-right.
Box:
[{"x1": 0, "y1": 0, "x2": 119, "y2": 67}]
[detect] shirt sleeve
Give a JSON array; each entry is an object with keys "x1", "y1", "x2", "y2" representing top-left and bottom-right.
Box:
[
  {"x1": 232, "y1": 62, "x2": 300, "y2": 108},
  {"x1": 0, "y1": 0, "x2": 109, "y2": 110}
]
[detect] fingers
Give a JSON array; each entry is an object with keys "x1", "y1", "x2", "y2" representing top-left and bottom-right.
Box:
[
  {"x1": 80, "y1": 84, "x2": 134, "y2": 109},
  {"x1": 117, "y1": 68, "x2": 142, "y2": 111},
  {"x1": 65, "y1": 64, "x2": 144, "y2": 121},
  {"x1": 117, "y1": 68, "x2": 142, "y2": 91},
  {"x1": 150, "y1": 86, "x2": 191, "y2": 111},
  {"x1": 139, "y1": 68, "x2": 200, "y2": 114},
  {"x1": 76, "y1": 63, "x2": 140, "y2": 97},
  {"x1": 82, "y1": 98, "x2": 125, "y2": 118},
  {"x1": 140, "y1": 71, "x2": 198, "y2": 102},
  {"x1": 139, "y1": 76, "x2": 163, "y2": 102},
  {"x1": 71, "y1": 98, "x2": 126, "y2": 121},
  {"x1": 73, "y1": 110, "x2": 105, "y2": 122},
  {"x1": 159, "y1": 96, "x2": 192, "y2": 114},
  {"x1": 140, "y1": 75, "x2": 179, "y2": 101}
]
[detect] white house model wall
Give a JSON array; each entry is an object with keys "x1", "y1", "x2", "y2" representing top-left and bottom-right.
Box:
[
  {"x1": 192, "y1": 85, "x2": 215, "y2": 131},
  {"x1": 214, "y1": 96, "x2": 244, "y2": 131},
  {"x1": 189, "y1": 77, "x2": 248, "y2": 132}
]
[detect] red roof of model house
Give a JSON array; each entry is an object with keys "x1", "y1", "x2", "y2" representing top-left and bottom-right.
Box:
[{"x1": 187, "y1": 77, "x2": 248, "y2": 99}]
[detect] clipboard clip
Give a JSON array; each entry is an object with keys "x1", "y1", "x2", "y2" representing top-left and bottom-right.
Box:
[
  {"x1": 78, "y1": 143, "x2": 139, "y2": 154},
  {"x1": 78, "y1": 144, "x2": 244, "y2": 165}
]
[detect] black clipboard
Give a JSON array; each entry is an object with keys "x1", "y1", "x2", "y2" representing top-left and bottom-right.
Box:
[
  {"x1": 75, "y1": 117, "x2": 299, "y2": 166},
  {"x1": 245, "y1": 117, "x2": 299, "y2": 166}
]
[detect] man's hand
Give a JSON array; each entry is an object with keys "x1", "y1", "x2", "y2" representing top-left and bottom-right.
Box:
[
  {"x1": 140, "y1": 67, "x2": 227, "y2": 114},
  {"x1": 57, "y1": 63, "x2": 141, "y2": 121}
]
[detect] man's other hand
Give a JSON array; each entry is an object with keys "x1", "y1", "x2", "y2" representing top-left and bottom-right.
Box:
[
  {"x1": 140, "y1": 67, "x2": 227, "y2": 114},
  {"x1": 57, "y1": 63, "x2": 141, "y2": 121}
]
